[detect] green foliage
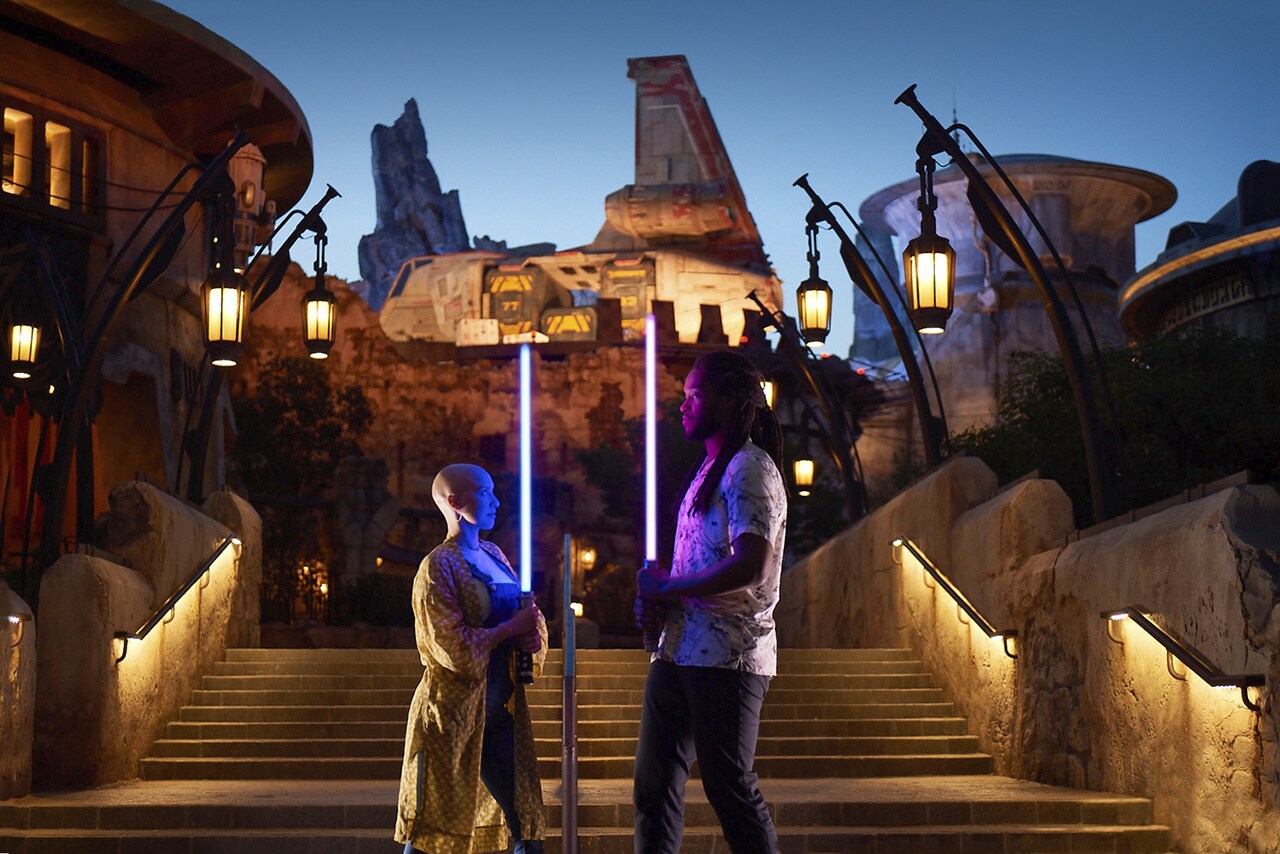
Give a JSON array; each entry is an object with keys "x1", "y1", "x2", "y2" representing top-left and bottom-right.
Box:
[
  {"x1": 577, "y1": 401, "x2": 700, "y2": 560},
  {"x1": 231, "y1": 356, "x2": 373, "y2": 622},
  {"x1": 783, "y1": 433, "x2": 852, "y2": 559},
  {"x1": 950, "y1": 324, "x2": 1280, "y2": 526},
  {"x1": 233, "y1": 356, "x2": 372, "y2": 496}
]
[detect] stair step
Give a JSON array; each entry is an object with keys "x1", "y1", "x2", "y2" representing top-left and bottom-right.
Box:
[
  {"x1": 140, "y1": 753, "x2": 996, "y2": 780},
  {"x1": 529, "y1": 701, "x2": 959, "y2": 721},
  {"x1": 531, "y1": 716, "x2": 971, "y2": 739},
  {"x1": 0, "y1": 824, "x2": 1173, "y2": 854},
  {"x1": 196, "y1": 672, "x2": 937, "y2": 691},
  {"x1": 166, "y1": 721, "x2": 408, "y2": 740},
  {"x1": 0, "y1": 779, "x2": 1162, "y2": 831},
  {"x1": 177, "y1": 705, "x2": 408, "y2": 723},
  {"x1": 532, "y1": 735, "x2": 983, "y2": 759},
  {"x1": 149, "y1": 738, "x2": 405, "y2": 758},
  {"x1": 524, "y1": 687, "x2": 949, "y2": 704},
  {"x1": 221, "y1": 647, "x2": 920, "y2": 663}
]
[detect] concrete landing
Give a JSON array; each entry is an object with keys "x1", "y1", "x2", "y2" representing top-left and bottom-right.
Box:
[{"x1": 0, "y1": 776, "x2": 1171, "y2": 853}]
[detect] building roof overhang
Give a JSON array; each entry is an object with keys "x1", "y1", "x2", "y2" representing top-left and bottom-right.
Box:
[
  {"x1": 1118, "y1": 217, "x2": 1280, "y2": 338},
  {"x1": 0, "y1": 0, "x2": 312, "y2": 209}
]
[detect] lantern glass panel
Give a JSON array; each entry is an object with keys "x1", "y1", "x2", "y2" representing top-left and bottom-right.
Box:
[
  {"x1": 793, "y1": 457, "x2": 815, "y2": 488},
  {"x1": 10, "y1": 323, "x2": 39, "y2": 378}
]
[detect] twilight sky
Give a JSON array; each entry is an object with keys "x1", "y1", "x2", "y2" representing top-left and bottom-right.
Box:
[{"x1": 165, "y1": 0, "x2": 1277, "y2": 358}]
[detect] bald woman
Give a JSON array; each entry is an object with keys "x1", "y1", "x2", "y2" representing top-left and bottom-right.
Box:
[{"x1": 395, "y1": 464, "x2": 547, "y2": 854}]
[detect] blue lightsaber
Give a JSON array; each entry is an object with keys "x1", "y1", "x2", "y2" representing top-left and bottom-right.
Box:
[
  {"x1": 642, "y1": 314, "x2": 663, "y2": 653},
  {"x1": 517, "y1": 343, "x2": 535, "y2": 683}
]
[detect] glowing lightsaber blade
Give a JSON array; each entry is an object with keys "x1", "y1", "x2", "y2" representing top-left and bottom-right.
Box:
[
  {"x1": 645, "y1": 314, "x2": 658, "y2": 564},
  {"x1": 517, "y1": 343, "x2": 534, "y2": 684},
  {"x1": 642, "y1": 313, "x2": 662, "y2": 653},
  {"x1": 519, "y1": 343, "x2": 533, "y2": 593}
]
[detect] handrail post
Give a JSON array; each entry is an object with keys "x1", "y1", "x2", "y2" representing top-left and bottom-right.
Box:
[{"x1": 561, "y1": 534, "x2": 578, "y2": 852}]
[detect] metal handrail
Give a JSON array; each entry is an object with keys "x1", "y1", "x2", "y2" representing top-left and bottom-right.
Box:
[
  {"x1": 1102, "y1": 605, "x2": 1265, "y2": 712},
  {"x1": 892, "y1": 536, "x2": 1018, "y2": 659},
  {"x1": 113, "y1": 535, "x2": 240, "y2": 663},
  {"x1": 560, "y1": 534, "x2": 578, "y2": 852},
  {"x1": 7, "y1": 612, "x2": 32, "y2": 648}
]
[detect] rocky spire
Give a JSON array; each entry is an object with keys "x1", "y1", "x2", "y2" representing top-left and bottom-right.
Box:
[{"x1": 357, "y1": 99, "x2": 470, "y2": 309}]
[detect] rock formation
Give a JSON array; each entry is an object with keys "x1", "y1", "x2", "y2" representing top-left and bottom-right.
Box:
[{"x1": 357, "y1": 99, "x2": 471, "y2": 309}]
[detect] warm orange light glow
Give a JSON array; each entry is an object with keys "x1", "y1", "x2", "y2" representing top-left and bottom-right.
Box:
[
  {"x1": 3, "y1": 108, "x2": 33, "y2": 196},
  {"x1": 203, "y1": 268, "x2": 248, "y2": 367},
  {"x1": 761, "y1": 380, "x2": 775, "y2": 409},
  {"x1": 903, "y1": 232, "x2": 956, "y2": 334},
  {"x1": 793, "y1": 457, "x2": 815, "y2": 489},
  {"x1": 10, "y1": 323, "x2": 39, "y2": 378},
  {"x1": 303, "y1": 285, "x2": 337, "y2": 359},
  {"x1": 797, "y1": 280, "x2": 832, "y2": 347},
  {"x1": 44, "y1": 121, "x2": 71, "y2": 209}
]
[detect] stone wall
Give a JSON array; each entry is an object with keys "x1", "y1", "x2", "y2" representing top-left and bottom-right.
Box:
[
  {"x1": 777, "y1": 457, "x2": 1280, "y2": 852},
  {"x1": 0, "y1": 582, "x2": 34, "y2": 799},
  {"x1": 33, "y1": 483, "x2": 262, "y2": 787}
]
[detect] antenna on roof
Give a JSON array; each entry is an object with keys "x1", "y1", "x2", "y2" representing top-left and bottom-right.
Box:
[{"x1": 951, "y1": 88, "x2": 969, "y2": 156}]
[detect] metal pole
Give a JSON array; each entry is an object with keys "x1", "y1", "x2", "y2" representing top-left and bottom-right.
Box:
[
  {"x1": 36, "y1": 130, "x2": 249, "y2": 585},
  {"x1": 793, "y1": 174, "x2": 943, "y2": 468},
  {"x1": 561, "y1": 534, "x2": 578, "y2": 853},
  {"x1": 894, "y1": 85, "x2": 1112, "y2": 524},
  {"x1": 747, "y1": 292, "x2": 865, "y2": 520}
]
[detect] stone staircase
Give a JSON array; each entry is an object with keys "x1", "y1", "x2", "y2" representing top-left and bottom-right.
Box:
[{"x1": 0, "y1": 647, "x2": 1174, "y2": 852}]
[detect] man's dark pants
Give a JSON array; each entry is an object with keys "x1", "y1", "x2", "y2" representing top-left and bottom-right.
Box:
[{"x1": 633, "y1": 659, "x2": 778, "y2": 853}]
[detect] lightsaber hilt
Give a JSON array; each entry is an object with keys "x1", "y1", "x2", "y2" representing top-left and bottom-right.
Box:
[
  {"x1": 516, "y1": 592, "x2": 535, "y2": 685},
  {"x1": 641, "y1": 558, "x2": 665, "y2": 653}
]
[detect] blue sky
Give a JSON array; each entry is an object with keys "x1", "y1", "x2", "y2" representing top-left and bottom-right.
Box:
[{"x1": 165, "y1": 0, "x2": 1278, "y2": 357}]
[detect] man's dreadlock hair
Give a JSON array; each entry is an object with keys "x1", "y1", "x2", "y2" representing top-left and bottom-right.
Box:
[{"x1": 680, "y1": 349, "x2": 784, "y2": 516}]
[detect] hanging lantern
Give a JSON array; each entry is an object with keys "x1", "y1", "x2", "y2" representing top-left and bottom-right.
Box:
[
  {"x1": 797, "y1": 225, "x2": 832, "y2": 347},
  {"x1": 9, "y1": 318, "x2": 40, "y2": 380},
  {"x1": 303, "y1": 231, "x2": 336, "y2": 359},
  {"x1": 202, "y1": 265, "x2": 248, "y2": 367},
  {"x1": 302, "y1": 279, "x2": 337, "y2": 359},
  {"x1": 793, "y1": 457, "x2": 815, "y2": 497},
  {"x1": 903, "y1": 156, "x2": 956, "y2": 335},
  {"x1": 903, "y1": 228, "x2": 955, "y2": 334},
  {"x1": 761, "y1": 379, "x2": 775, "y2": 409}
]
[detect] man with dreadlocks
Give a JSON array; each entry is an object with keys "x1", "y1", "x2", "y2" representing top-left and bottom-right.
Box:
[{"x1": 632, "y1": 349, "x2": 787, "y2": 854}]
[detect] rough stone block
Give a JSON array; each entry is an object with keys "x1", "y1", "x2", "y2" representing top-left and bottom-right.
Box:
[
  {"x1": 0, "y1": 581, "x2": 35, "y2": 799},
  {"x1": 105, "y1": 481, "x2": 232, "y2": 609},
  {"x1": 35, "y1": 488, "x2": 256, "y2": 787},
  {"x1": 202, "y1": 489, "x2": 263, "y2": 649}
]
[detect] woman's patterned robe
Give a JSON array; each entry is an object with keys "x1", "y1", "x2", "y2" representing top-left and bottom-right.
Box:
[{"x1": 395, "y1": 538, "x2": 547, "y2": 853}]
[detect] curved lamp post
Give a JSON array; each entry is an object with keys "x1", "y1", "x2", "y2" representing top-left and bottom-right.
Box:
[
  {"x1": 15, "y1": 130, "x2": 343, "y2": 603},
  {"x1": 894, "y1": 84, "x2": 1113, "y2": 524},
  {"x1": 748, "y1": 290, "x2": 866, "y2": 520},
  {"x1": 793, "y1": 174, "x2": 945, "y2": 469}
]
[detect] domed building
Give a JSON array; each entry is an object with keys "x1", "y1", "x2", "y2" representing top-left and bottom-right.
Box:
[{"x1": 855, "y1": 154, "x2": 1174, "y2": 484}]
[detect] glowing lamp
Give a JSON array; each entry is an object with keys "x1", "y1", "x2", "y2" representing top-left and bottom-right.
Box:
[
  {"x1": 571, "y1": 602, "x2": 584, "y2": 617},
  {"x1": 9, "y1": 321, "x2": 40, "y2": 379},
  {"x1": 902, "y1": 228, "x2": 956, "y2": 335},
  {"x1": 302, "y1": 277, "x2": 337, "y2": 359},
  {"x1": 761, "y1": 379, "x2": 775, "y2": 409},
  {"x1": 793, "y1": 457, "x2": 814, "y2": 497},
  {"x1": 519, "y1": 344, "x2": 533, "y2": 594},
  {"x1": 202, "y1": 265, "x2": 249, "y2": 367},
  {"x1": 796, "y1": 271, "x2": 832, "y2": 348}
]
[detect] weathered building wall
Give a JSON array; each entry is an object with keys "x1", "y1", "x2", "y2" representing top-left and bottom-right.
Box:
[
  {"x1": 33, "y1": 483, "x2": 262, "y2": 787},
  {"x1": 234, "y1": 263, "x2": 691, "y2": 575},
  {"x1": 777, "y1": 458, "x2": 1280, "y2": 853},
  {"x1": 0, "y1": 582, "x2": 34, "y2": 799}
]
